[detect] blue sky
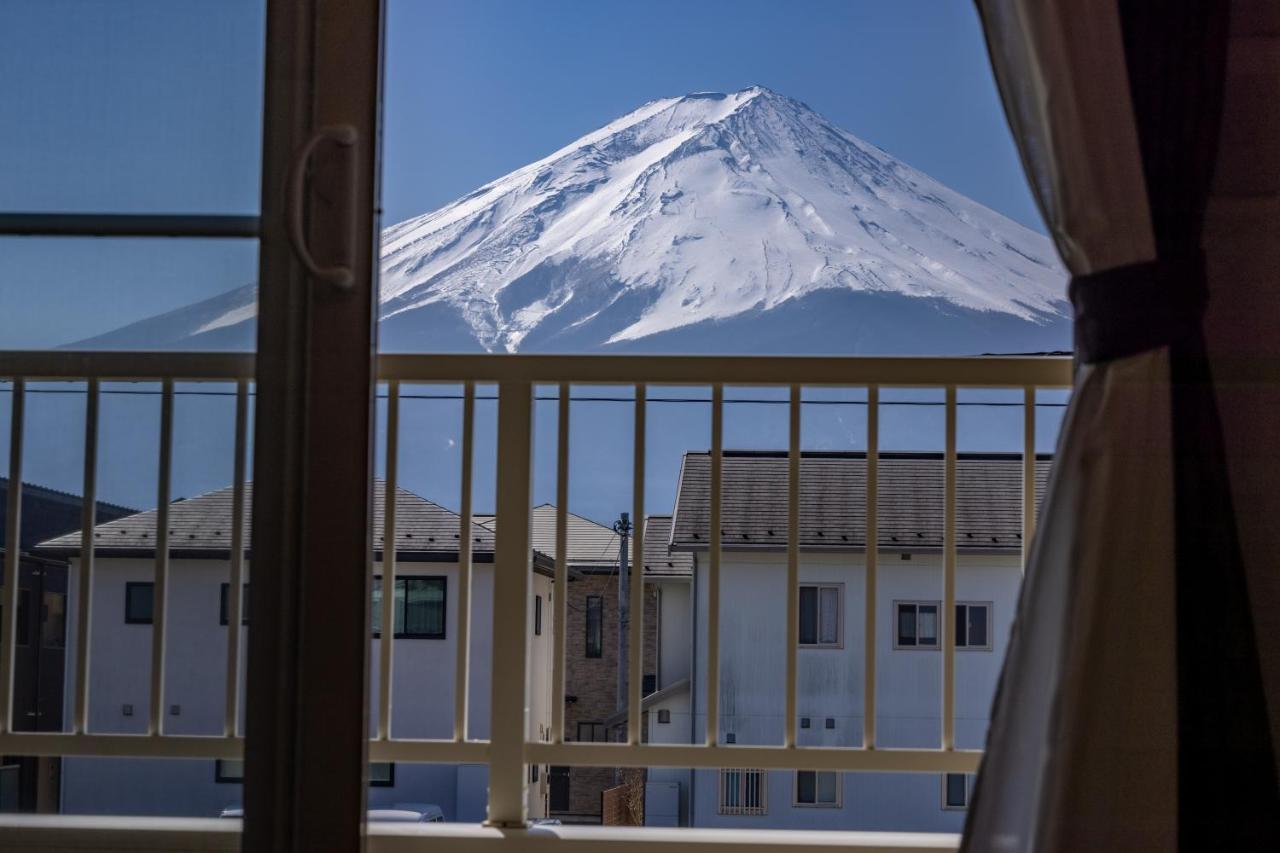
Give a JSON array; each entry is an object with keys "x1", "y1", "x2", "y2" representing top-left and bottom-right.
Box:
[{"x1": 1, "y1": 0, "x2": 1041, "y2": 349}]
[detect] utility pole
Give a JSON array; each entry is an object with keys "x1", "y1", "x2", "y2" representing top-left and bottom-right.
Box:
[{"x1": 613, "y1": 512, "x2": 631, "y2": 718}]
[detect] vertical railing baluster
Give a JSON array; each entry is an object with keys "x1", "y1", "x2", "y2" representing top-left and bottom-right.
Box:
[
  {"x1": 0, "y1": 379, "x2": 24, "y2": 734},
  {"x1": 551, "y1": 383, "x2": 569, "y2": 744},
  {"x1": 628, "y1": 384, "x2": 646, "y2": 745},
  {"x1": 1022, "y1": 386, "x2": 1036, "y2": 573},
  {"x1": 784, "y1": 386, "x2": 800, "y2": 748},
  {"x1": 863, "y1": 385, "x2": 879, "y2": 750},
  {"x1": 223, "y1": 380, "x2": 248, "y2": 737},
  {"x1": 377, "y1": 381, "x2": 400, "y2": 740},
  {"x1": 942, "y1": 385, "x2": 957, "y2": 751},
  {"x1": 705, "y1": 384, "x2": 723, "y2": 748},
  {"x1": 486, "y1": 379, "x2": 533, "y2": 828},
  {"x1": 149, "y1": 379, "x2": 174, "y2": 736},
  {"x1": 74, "y1": 379, "x2": 99, "y2": 735},
  {"x1": 454, "y1": 381, "x2": 475, "y2": 742}
]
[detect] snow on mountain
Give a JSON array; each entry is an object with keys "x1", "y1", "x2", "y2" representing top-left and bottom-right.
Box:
[{"x1": 79, "y1": 86, "x2": 1068, "y2": 354}]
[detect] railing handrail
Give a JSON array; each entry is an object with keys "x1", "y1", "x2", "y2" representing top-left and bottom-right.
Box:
[{"x1": 2, "y1": 350, "x2": 1073, "y2": 387}]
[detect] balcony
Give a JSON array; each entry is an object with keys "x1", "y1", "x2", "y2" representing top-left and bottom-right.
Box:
[{"x1": 0, "y1": 349, "x2": 1071, "y2": 851}]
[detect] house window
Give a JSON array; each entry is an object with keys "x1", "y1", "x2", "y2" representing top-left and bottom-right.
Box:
[
  {"x1": 895, "y1": 601, "x2": 939, "y2": 648},
  {"x1": 943, "y1": 773, "x2": 972, "y2": 809},
  {"x1": 215, "y1": 759, "x2": 244, "y2": 783},
  {"x1": 534, "y1": 594, "x2": 542, "y2": 636},
  {"x1": 368, "y1": 762, "x2": 395, "y2": 787},
  {"x1": 529, "y1": 764, "x2": 540, "y2": 783},
  {"x1": 576, "y1": 722, "x2": 607, "y2": 742},
  {"x1": 585, "y1": 595, "x2": 603, "y2": 658},
  {"x1": 719, "y1": 768, "x2": 766, "y2": 815},
  {"x1": 795, "y1": 770, "x2": 840, "y2": 807},
  {"x1": 371, "y1": 576, "x2": 446, "y2": 639},
  {"x1": 657, "y1": 709, "x2": 671, "y2": 724},
  {"x1": 955, "y1": 602, "x2": 992, "y2": 650},
  {"x1": 220, "y1": 582, "x2": 249, "y2": 625},
  {"x1": 798, "y1": 583, "x2": 841, "y2": 646},
  {"x1": 125, "y1": 582, "x2": 154, "y2": 625}
]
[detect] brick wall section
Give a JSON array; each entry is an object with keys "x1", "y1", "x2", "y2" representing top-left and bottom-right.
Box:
[{"x1": 556, "y1": 568, "x2": 660, "y2": 817}]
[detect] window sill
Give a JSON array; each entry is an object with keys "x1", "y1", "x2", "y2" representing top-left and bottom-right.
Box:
[{"x1": 0, "y1": 816, "x2": 961, "y2": 851}]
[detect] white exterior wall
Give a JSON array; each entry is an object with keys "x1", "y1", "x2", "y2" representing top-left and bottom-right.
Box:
[
  {"x1": 677, "y1": 550, "x2": 1020, "y2": 831},
  {"x1": 61, "y1": 556, "x2": 553, "y2": 821},
  {"x1": 655, "y1": 580, "x2": 692, "y2": 689}
]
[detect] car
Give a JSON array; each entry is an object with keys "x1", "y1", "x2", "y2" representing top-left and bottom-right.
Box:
[{"x1": 220, "y1": 803, "x2": 445, "y2": 823}]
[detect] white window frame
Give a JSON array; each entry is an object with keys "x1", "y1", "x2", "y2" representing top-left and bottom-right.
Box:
[
  {"x1": 798, "y1": 582, "x2": 843, "y2": 648},
  {"x1": 893, "y1": 600, "x2": 941, "y2": 649},
  {"x1": 942, "y1": 772, "x2": 974, "y2": 810},
  {"x1": 793, "y1": 770, "x2": 841, "y2": 808},
  {"x1": 718, "y1": 768, "x2": 767, "y2": 816},
  {"x1": 955, "y1": 601, "x2": 993, "y2": 651}
]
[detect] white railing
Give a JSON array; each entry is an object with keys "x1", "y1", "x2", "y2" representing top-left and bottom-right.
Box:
[{"x1": 0, "y1": 350, "x2": 1073, "y2": 848}]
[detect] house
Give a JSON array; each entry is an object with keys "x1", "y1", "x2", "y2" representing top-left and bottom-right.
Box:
[
  {"x1": 641, "y1": 450, "x2": 1050, "y2": 831},
  {"x1": 34, "y1": 482, "x2": 560, "y2": 821},
  {"x1": 478, "y1": 505, "x2": 663, "y2": 821},
  {"x1": 0, "y1": 479, "x2": 133, "y2": 814}
]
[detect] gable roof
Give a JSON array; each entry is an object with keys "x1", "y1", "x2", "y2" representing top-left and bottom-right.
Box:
[
  {"x1": 479, "y1": 504, "x2": 620, "y2": 570},
  {"x1": 671, "y1": 451, "x2": 1050, "y2": 553},
  {"x1": 640, "y1": 516, "x2": 693, "y2": 578},
  {"x1": 0, "y1": 477, "x2": 135, "y2": 552},
  {"x1": 35, "y1": 480, "x2": 502, "y2": 561}
]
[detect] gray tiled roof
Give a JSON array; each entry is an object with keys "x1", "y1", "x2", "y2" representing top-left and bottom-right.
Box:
[
  {"x1": 641, "y1": 516, "x2": 693, "y2": 577},
  {"x1": 671, "y1": 451, "x2": 1051, "y2": 552},
  {"x1": 480, "y1": 504, "x2": 620, "y2": 569},
  {"x1": 35, "y1": 480, "x2": 497, "y2": 558}
]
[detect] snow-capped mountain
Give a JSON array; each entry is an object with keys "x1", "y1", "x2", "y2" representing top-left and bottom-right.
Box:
[{"x1": 80, "y1": 86, "x2": 1068, "y2": 354}]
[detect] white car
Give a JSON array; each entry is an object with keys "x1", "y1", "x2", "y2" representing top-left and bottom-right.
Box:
[{"x1": 220, "y1": 803, "x2": 444, "y2": 823}]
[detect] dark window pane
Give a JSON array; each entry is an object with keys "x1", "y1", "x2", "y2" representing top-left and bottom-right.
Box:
[
  {"x1": 126, "y1": 582, "x2": 153, "y2": 624},
  {"x1": 403, "y1": 578, "x2": 445, "y2": 637},
  {"x1": 585, "y1": 595, "x2": 603, "y2": 658},
  {"x1": 534, "y1": 594, "x2": 542, "y2": 636},
  {"x1": 897, "y1": 604, "x2": 916, "y2": 646},
  {"x1": 798, "y1": 586, "x2": 817, "y2": 644},
  {"x1": 797, "y1": 770, "x2": 815, "y2": 804},
  {"x1": 369, "y1": 762, "x2": 394, "y2": 786},
  {"x1": 371, "y1": 577, "x2": 383, "y2": 636},
  {"x1": 955, "y1": 604, "x2": 968, "y2": 647},
  {"x1": 969, "y1": 605, "x2": 988, "y2": 648},
  {"x1": 42, "y1": 591, "x2": 66, "y2": 648},
  {"x1": 946, "y1": 772, "x2": 968, "y2": 807}
]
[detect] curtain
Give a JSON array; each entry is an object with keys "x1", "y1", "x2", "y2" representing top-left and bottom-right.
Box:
[{"x1": 965, "y1": 1, "x2": 1279, "y2": 850}]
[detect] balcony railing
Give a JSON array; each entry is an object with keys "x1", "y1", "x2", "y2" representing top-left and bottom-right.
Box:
[{"x1": 0, "y1": 349, "x2": 1073, "y2": 851}]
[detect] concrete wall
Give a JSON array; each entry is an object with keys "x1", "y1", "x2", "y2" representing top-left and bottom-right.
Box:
[
  {"x1": 60, "y1": 555, "x2": 554, "y2": 821},
  {"x1": 678, "y1": 550, "x2": 1020, "y2": 831}
]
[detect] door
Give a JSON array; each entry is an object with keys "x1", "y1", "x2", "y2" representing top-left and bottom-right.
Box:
[{"x1": 549, "y1": 765, "x2": 571, "y2": 812}]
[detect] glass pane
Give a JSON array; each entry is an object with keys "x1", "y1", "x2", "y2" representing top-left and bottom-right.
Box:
[
  {"x1": 918, "y1": 605, "x2": 938, "y2": 646},
  {"x1": 817, "y1": 771, "x2": 838, "y2": 804},
  {"x1": 370, "y1": 577, "x2": 383, "y2": 636},
  {"x1": 0, "y1": 1, "x2": 265, "y2": 214},
  {"x1": 798, "y1": 586, "x2": 817, "y2": 644},
  {"x1": 369, "y1": 762, "x2": 394, "y2": 784},
  {"x1": 126, "y1": 583, "x2": 153, "y2": 624},
  {"x1": 946, "y1": 773, "x2": 967, "y2": 807},
  {"x1": 796, "y1": 771, "x2": 815, "y2": 804},
  {"x1": 897, "y1": 605, "x2": 916, "y2": 646},
  {"x1": 955, "y1": 604, "x2": 968, "y2": 647},
  {"x1": 970, "y1": 605, "x2": 989, "y2": 647},
  {"x1": 403, "y1": 577, "x2": 444, "y2": 636},
  {"x1": 723, "y1": 771, "x2": 740, "y2": 807},
  {"x1": 819, "y1": 587, "x2": 839, "y2": 644},
  {"x1": 42, "y1": 591, "x2": 66, "y2": 648}
]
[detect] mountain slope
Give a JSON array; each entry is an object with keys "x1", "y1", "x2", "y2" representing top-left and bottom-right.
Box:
[{"x1": 81, "y1": 86, "x2": 1068, "y2": 354}]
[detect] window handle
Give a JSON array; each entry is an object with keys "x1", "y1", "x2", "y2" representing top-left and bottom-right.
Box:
[{"x1": 286, "y1": 124, "x2": 358, "y2": 290}]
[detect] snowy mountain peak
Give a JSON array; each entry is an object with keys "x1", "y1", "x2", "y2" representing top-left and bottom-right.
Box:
[{"x1": 81, "y1": 87, "x2": 1067, "y2": 355}]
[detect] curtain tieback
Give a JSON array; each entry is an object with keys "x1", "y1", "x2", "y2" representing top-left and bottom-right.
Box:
[{"x1": 1069, "y1": 252, "x2": 1207, "y2": 363}]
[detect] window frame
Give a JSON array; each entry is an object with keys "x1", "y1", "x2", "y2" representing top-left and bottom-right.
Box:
[
  {"x1": 942, "y1": 772, "x2": 973, "y2": 810},
  {"x1": 798, "y1": 582, "x2": 843, "y2": 649},
  {"x1": 793, "y1": 770, "x2": 841, "y2": 808},
  {"x1": 371, "y1": 574, "x2": 447, "y2": 640},
  {"x1": 718, "y1": 767, "x2": 767, "y2": 816},
  {"x1": 534, "y1": 593, "x2": 542, "y2": 636},
  {"x1": 575, "y1": 721, "x2": 607, "y2": 743},
  {"x1": 893, "y1": 599, "x2": 940, "y2": 650},
  {"x1": 368, "y1": 762, "x2": 395, "y2": 788},
  {"x1": 215, "y1": 759, "x2": 244, "y2": 784},
  {"x1": 220, "y1": 582, "x2": 250, "y2": 626},
  {"x1": 584, "y1": 594, "x2": 603, "y2": 658},
  {"x1": 124, "y1": 581, "x2": 154, "y2": 625},
  {"x1": 955, "y1": 601, "x2": 993, "y2": 651}
]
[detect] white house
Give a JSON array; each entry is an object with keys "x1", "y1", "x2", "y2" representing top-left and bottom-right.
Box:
[
  {"x1": 35, "y1": 482, "x2": 559, "y2": 821},
  {"x1": 641, "y1": 450, "x2": 1049, "y2": 832}
]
